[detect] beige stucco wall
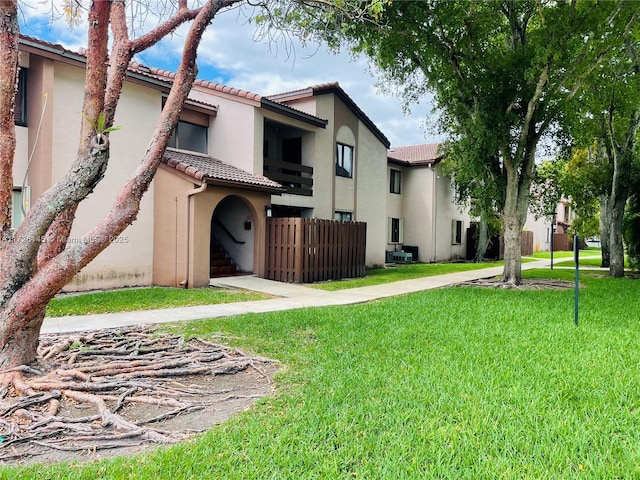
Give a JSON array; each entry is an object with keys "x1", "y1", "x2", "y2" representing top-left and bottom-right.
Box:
[
  {"x1": 311, "y1": 92, "x2": 388, "y2": 266},
  {"x1": 433, "y1": 165, "x2": 469, "y2": 261},
  {"x1": 398, "y1": 164, "x2": 470, "y2": 262},
  {"x1": 51, "y1": 62, "x2": 159, "y2": 291},
  {"x1": 24, "y1": 54, "x2": 54, "y2": 201},
  {"x1": 305, "y1": 93, "x2": 337, "y2": 219},
  {"x1": 525, "y1": 210, "x2": 552, "y2": 252},
  {"x1": 153, "y1": 166, "x2": 272, "y2": 288},
  {"x1": 354, "y1": 122, "x2": 388, "y2": 266},
  {"x1": 13, "y1": 127, "x2": 29, "y2": 186},
  {"x1": 334, "y1": 124, "x2": 356, "y2": 213},
  {"x1": 152, "y1": 168, "x2": 189, "y2": 287},
  {"x1": 401, "y1": 166, "x2": 435, "y2": 261},
  {"x1": 190, "y1": 89, "x2": 257, "y2": 173},
  {"x1": 386, "y1": 165, "x2": 403, "y2": 219}
]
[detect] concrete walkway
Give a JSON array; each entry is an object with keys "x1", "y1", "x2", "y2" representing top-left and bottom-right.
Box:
[{"x1": 41, "y1": 259, "x2": 555, "y2": 334}]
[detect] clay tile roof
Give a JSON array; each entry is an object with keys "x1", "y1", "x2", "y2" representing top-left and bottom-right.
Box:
[
  {"x1": 388, "y1": 143, "x2": 444, "y2": 166},
  {"x1": 19, "y1": 34, "x2": 87, "y2": 62},
  {"x1": 163, "y1": 148, "x2": 284, "y2": 193},
  {"x1": 128, "y1": 62, "x2": 263, "y2": 102}
]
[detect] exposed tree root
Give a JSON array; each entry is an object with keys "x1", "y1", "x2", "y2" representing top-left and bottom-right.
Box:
[
  {"x1": 455, "y1": 278, "x2": 577, "y2": 290},
  {"x1": 0, "y1": 325, "x2": 276, "y2": 464}
]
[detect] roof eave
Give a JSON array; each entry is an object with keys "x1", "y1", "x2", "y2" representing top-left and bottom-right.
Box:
[
  {"x1": 261, "y1": 99, "x2": 328, "y2": 128},
  {"x1": 313, "y1": 84, "x2": 391, "y2": 148},
  {"x1": 387, "y1": 156, "x2": 443, "y2": 167}
]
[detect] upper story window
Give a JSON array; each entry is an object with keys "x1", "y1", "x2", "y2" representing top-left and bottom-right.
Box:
[
  {"x1": 15, "y1": 68, "x2": 27, "y2": 126},
  {"x1": 336, "y1": 143, "x2": 353, "y2": 178},
  {"x1": 390, "y1": 169, "x2": 401, "y2": 194},
  {"x1": 163, "y1": 97, "x2": 211, "y2": 154},
  {"x1": 168, "y1": 120, "x2": 208, "y2": 153}
]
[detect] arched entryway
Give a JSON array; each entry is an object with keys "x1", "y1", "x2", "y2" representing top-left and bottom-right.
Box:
[{"x1": 210, "y1": 195, "x2": 256, "y2": 277}]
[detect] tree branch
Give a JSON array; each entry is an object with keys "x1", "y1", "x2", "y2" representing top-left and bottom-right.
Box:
[
  {"x1": 514, "y1": 63, "x2": 548, "y2": 166},
  {"x1": 0, "y1": 2, "x2": 112, "y2": 310},
  {"x1": 1, "y1": 0, "x2": 234, "y2": 337}
]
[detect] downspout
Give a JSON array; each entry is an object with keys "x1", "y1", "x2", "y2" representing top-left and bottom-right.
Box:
[
  {"x1": 431, "y1": 165, "x2": 438, "y2": 263},
  {"x1": 181, "y1": 182, "x2": 208, "y2": 288}
]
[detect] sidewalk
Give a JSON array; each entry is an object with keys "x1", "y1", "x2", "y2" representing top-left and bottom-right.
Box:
[{"x1": 41, "y1": 259, "x2": 553, "y2": 334}]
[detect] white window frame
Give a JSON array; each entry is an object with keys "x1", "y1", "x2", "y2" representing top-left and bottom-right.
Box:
[{"x1": 388, "y1": 217, "x2": 404, "y2": 244}]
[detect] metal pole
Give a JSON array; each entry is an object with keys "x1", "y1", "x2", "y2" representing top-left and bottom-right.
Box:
[
  {"x1": 574, "y1": 235, "x2": 579, "y2": 327},
  {"x1": 550, "y1": 224, "x2": 554, "y2": 270}
]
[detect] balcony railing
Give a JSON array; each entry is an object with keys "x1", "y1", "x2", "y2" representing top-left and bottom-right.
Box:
[{"x1": 263, "y1": 158, "x2": 313, "y2": 196}]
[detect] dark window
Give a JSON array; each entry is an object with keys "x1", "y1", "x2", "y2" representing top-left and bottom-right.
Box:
[
  {"x1": 390, "y1": 169, "x2": 401, "y2": 194},
  {"x1": 15, "y1": 68, "x2": 27, "y2": 126},
  {"x1": 283, "y1": 137, "x2": 302, "y2": 165},
  {"x1": 452, "y1": 220, "x2": 463, "y2": 245},
  {"x1": 169, "y1": 120, "x2": 208, "y2": 153},
  {"x1": 334, "y1": 211, "x2": 352, "y2": 222},
  {"x1": 390, "y1": 217, "x2": 401, "y2": 243},
  {"x1": 336, "y1": 143, "x2": 353, "y2": 178}
]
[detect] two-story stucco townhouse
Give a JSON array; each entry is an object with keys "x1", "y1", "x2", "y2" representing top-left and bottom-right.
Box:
[
  {"x1": 386, "y1": 142, "x2": 574, "y2": 261},
  {"x1": 386, "y1": 144, "x2": 471, "y2": 263},
  {"x1": 13, "y1": 36, "x2": 391, "y2": 291}
]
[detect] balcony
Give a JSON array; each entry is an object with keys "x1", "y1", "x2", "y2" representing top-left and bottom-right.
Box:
[{"x1": 263, "y1": 158, "x2": 313, "y2": 196}]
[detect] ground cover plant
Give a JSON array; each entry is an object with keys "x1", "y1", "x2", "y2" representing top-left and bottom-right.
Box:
[
  {"x1": 46, "y1": 287, "x2": 269, "y2": 317},
  {"x1": 5, "y1": 269, "x2": 640, "y2": 478}
]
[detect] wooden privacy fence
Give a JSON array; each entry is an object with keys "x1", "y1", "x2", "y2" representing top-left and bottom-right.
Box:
[
  {"x1": 266, "y1": 218, "x2": 367, "y2": 283},
  {"x1": 498, "y1": 230, "x2": 534, "y2": 258}
]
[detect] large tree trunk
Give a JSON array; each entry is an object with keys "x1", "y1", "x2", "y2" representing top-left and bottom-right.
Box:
[
  {"x1": 500, "y1": 146, "x2": 536, "y2": 285},
  {"x1": 0, "y1": 311, "x2": 44, "y2": 369},
  {"x1": 0, "y1": 1, "x2": 18, "y2": 242},
  {"x1": 609, "y1": 187, "x2": 628, "y2": 278},
  {"x1": 599, "y1": 194, "x2": 611, "y2": 268},
  {"x1": 0, "y1": 0, "x2": 231, "y2": 370},
  {"x1": 606, "y1": 106, "x2": 639, "y2": 277},
  {"x1": 501, "y1": 211, "x2": 524, "y2": 284}
]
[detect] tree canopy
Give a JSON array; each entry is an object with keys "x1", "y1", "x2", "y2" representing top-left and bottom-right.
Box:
[{"x1": 287, "y1": 0, "x2": 640, "y2": 283}]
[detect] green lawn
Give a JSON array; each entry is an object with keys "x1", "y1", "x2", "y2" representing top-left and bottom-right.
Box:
[
  {"x1": 46, "y1": 286, "x2": 269, "y2": 317},
  {"x1": 554, "y1": 257, "x2": 606, "y2": 268},
  {"x1": 311, "y1": 261, "x2": 504, "y2": 291},
  {"x1": 46, "y1": 263, "x2": 507, "y2": 315},
  {"x1": 9, "y1": 269, "x2": 640, "y2": 479},
  {"x1": 531, "y1": 247, "x2": 601, "y2": 260}
]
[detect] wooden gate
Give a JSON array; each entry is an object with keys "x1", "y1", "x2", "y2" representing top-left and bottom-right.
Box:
[{"x1": 265, "y1": 218, "x2": 366, "y2": 283}]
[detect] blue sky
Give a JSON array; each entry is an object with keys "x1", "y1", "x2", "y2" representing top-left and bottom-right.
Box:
[{"x1": 18, "y1": 1, "x2": 442, "y2": 148}]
